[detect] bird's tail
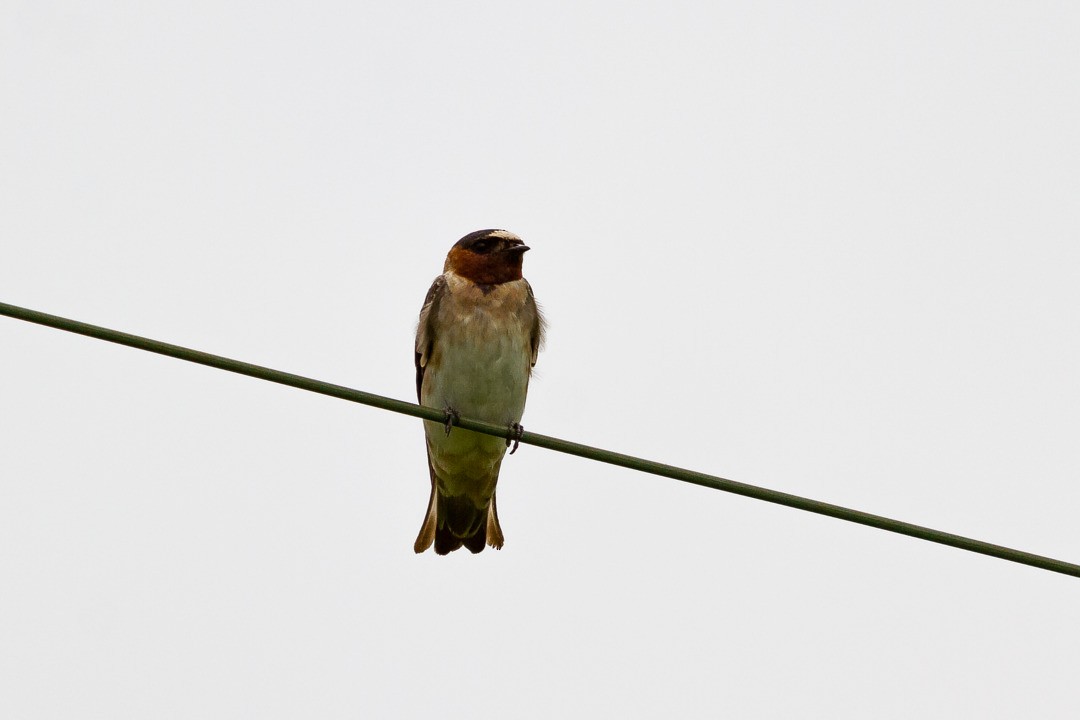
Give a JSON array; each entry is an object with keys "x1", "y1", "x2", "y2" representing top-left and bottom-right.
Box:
[{"x1": 414, "y1": 489, "x2": 503, "y2": 555}]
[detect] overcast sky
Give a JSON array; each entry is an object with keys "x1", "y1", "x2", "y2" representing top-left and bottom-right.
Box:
[{"x1": 2, "y1": 2, "x2": 1079, "y2": 718}]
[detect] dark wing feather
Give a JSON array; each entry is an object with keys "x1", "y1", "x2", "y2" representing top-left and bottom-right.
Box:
[
  {"x1": 413, "y1": 275, "x2": 448, "y2": 554},
  {"x1": 415, "y1": 275, "x2": 447, "y2": 402}
]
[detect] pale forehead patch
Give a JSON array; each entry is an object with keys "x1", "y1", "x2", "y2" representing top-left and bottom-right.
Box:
[{"x1": 487, "y1": 230, "x2": 521, "y2": 241}]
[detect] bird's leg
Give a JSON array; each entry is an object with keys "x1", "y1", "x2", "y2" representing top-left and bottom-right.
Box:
[
  {"x1": 443, "y1": 407, "x2": 460, "y2": 436},
  {"x1": 507, "y1": 422, "x2": 525, "y2": 455}
]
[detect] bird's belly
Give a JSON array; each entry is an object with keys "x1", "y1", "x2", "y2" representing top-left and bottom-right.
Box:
[
  {"x1": 422, "y1": 319, "x2": 531, "y2": 424},
  {"x1": 421, "y1": 322, "x2": 531, "y2": 497}
]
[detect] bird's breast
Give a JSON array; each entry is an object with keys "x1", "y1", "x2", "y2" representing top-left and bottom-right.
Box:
[{"x1": 423, "y1": 277, "x2": 535, "y2": 424}]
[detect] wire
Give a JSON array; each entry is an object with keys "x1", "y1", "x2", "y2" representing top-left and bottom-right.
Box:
[{"x1": 2, "y1": 299, "x2": 1077, "y2": 578}]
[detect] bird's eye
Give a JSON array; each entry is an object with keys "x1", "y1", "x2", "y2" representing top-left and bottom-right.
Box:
[{"x1": 472, "y1": 240, "x2": 492, "y2": 253}]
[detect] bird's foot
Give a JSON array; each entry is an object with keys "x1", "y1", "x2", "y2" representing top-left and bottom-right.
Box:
[
  {"x1": 507, "y1": 422, "x2": 525, "y2": 455},
  {"x1": 443, "y1": 407, "x2": 460, "y2": 436}
]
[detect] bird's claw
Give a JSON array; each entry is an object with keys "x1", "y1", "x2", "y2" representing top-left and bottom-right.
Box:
[
  {"x1": 443, "y1": 408, "x2": 460, "y2": 436},
  {"x1": 507, "y1": 422, "x2": 525, "y2": 455}
]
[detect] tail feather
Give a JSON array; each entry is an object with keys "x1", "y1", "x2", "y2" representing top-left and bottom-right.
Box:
[
  {"x1": 436, "y1": 493, "x2": 486, "y2": 554},
  {"x1": 414, "y1": 453, "x2": 505, "y2": 554},
  {"x1": 413, "y1": 456, "x2": 439, "y2": 553},
  {"x1": 434, "y1": 525, "x2": 466, "y2": 554},
  {"x1": 414, "y1": 486, "x2": 437, "y2": 553},
  {"x1": 416, "y1": 489, "x2": 504, "y2": 555},
  {"x1": 486, "y1": 494, "x2": 504, "y2": 550}
]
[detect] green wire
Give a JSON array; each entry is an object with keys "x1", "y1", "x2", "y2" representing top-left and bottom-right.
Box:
[{"x1": 3, "y1": 300, "x2": 1077, "y2": 578}]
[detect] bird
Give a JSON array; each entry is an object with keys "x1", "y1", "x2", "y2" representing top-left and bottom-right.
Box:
[{"x1": 413, "y1": 229, "x2": 545, "y2": 554}]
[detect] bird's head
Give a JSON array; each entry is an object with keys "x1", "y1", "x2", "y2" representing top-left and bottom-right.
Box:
[{"x1": 444, "y1": 229, "x2": 531, "y2": 286}]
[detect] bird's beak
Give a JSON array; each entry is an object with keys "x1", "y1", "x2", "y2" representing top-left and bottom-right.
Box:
[{"x1": 505, "y1": 244, "x2": 530, "y2": 254}]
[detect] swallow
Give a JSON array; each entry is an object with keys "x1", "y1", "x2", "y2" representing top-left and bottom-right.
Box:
[{"x1": 413, "y1": 229, "x2": 545, "y2": 554}]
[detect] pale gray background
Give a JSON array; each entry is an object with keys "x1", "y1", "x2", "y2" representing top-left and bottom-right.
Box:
[{"x1": 2, "y1": 2, "x2": 1079, "y2": 718}]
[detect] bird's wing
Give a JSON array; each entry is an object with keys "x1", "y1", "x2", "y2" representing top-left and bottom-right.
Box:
[
  {"x1": 415, "y1": 274, "x2": 447, "y2": 402},
  {"x1": 526, "y1": 281, "x2": 546, "y2": 368}
]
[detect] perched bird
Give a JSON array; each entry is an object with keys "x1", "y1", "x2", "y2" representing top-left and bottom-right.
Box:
[{"x1": 413, "y1": 229, "x2": 544, "y2": 554}]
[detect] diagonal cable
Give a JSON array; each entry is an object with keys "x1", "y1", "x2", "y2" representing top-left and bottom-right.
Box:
[{"x1": 2, "y1": 300, "x2": 1077, "y2": 578}]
